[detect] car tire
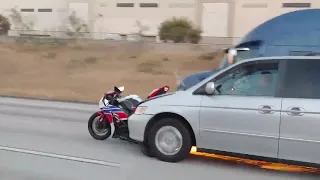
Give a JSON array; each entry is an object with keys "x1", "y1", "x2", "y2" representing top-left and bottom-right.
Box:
[
  {"x1": 148, "y1": 118, "x2": 192, "y2": 163},
  {"x1": 140, "y1": 142, "x2": 154, "y2": 157}
]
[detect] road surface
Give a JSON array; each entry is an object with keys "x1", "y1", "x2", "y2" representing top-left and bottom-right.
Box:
[{"x1": 0, "y1": 97, "x2": 318, "y2": 180}]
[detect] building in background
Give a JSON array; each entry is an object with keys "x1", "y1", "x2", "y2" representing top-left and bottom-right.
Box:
[
  {"x1": 0, "y1": 0, "x2": 69, "y2": 35},
  {"x1": 1, "y1": 0, "x2": 320, "y2": 44},
  {"x1": 91, "y1": 0, "x2": 197, "y2": 40},
  {"x1": 198, "y1": 0, "x2": 320, "y2": 45}
]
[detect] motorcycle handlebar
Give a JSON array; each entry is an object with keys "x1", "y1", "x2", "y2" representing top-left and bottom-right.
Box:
[{"x1": 103, "y1": 93, "x2": 120, "y2": 106}]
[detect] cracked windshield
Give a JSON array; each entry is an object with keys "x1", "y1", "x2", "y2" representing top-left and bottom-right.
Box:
[{"x1": 0, "y1": 1, "x2": 319, "y2": 180}]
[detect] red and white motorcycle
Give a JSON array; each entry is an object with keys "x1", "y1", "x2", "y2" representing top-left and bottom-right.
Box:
[{"x1": 88, "y1": 85, "x2": 169, "y2": 142}]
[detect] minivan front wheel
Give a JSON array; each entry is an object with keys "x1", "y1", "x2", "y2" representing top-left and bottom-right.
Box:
[{"x1": 148, "y1": 118, "x2": 192, "y2": 162}]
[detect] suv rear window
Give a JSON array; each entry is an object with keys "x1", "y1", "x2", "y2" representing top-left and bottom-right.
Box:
[{"x1": 282, "y1": 59, "x2": 320, "y2": 99}]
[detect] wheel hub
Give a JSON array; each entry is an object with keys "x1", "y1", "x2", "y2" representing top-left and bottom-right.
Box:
[
  {"x1": 165, "y1": 137, "x2": 174, "y2": 144},
  {"x1": 155, "y1": 126, "x2": 183, "y2": 156},
  {"x1": 96, "y1": 122, "x2": 105, "y2": 130},
  {"x1": 92, "y1": 117, "x2": 109, "y2": 135}
]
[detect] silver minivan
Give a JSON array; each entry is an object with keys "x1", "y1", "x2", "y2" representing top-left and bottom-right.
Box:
[{"x1": 128, "y1": 56, "x2": 320, "y2": 167}]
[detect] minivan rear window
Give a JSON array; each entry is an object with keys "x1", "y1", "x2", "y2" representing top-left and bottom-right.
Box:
[{"x1": 281, "y1": 59, "x2": 320, "y2": 99}]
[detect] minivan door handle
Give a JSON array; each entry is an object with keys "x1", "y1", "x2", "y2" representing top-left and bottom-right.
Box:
[
  {"x1": 286, "y1": 107, "x2": 305, "y2": 116},
  {"x1": 258, "y1": 105, "x2": 275, "y2": 114}
]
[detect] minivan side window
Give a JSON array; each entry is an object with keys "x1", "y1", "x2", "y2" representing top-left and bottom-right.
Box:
[
  {"x1": 281, "y1": 59, "x2": 320, "y2": 99},
  {"x1": 212, "y1": 61, "x2": 279, "y2": 97}
]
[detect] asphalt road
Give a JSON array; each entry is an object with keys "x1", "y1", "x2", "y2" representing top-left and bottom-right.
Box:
[{"x1": 0, "y1": 97, "x2": 319, "y2": 180}]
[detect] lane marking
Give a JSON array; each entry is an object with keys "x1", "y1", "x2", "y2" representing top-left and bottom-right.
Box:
[
  {"x1": 0, "y1": 102, "x2": 95, "y2": 113},
  {"x1": 0, "y1": 111, "x2": 85, "y2": 124},
  {"x1": 0, "y1": 145, "x2": 120, "y2": 168}
]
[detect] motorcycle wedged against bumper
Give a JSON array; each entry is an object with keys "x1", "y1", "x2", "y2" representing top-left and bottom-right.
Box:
[{"x1": 88, "y1": 85, "x2": 169, "y2": 143}]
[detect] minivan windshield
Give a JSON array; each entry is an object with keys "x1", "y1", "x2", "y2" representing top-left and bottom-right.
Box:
[{"x1": 176, "y1": 48, "x2": 252, "y2": 91}]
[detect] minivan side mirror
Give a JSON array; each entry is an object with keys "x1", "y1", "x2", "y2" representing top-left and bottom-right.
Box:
[{"x1": 205, "y1": 82, "x2": 215, "y2": 95}]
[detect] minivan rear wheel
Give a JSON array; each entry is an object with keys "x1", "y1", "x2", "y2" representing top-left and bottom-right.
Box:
[{"x1": 147, "y1": 118, "x2": 192, "y2": 162}]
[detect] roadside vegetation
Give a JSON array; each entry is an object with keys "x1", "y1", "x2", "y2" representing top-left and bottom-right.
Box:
[
  {"x1": 0, "y1": 13, "x2": 222, "y2": 102},
  {"x1": 158, "y1": 17, "x2": 202, "y2": 44}
]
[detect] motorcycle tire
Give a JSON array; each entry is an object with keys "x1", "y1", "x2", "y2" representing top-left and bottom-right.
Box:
[{"x1": 88, "y1": 112, "x2": 112, "y2": 140}]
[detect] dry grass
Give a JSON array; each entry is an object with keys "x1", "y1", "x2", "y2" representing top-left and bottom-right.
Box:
[{"x1": 0, "y1": 41, "x2": 224, "y2": 102}]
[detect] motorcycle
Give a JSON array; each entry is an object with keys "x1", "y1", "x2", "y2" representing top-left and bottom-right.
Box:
[{"x1": 88, "y1": 85, "x2": 169, "y2": 142}]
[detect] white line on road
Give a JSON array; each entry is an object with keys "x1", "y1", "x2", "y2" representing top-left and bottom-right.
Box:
[{"x1": 0, "y1": 145, "x2": 120, "y2": 168}]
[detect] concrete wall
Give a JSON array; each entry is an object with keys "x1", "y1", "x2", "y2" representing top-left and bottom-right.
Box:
[
  {"x1": 195, "y1": 0, "x2": 234, "y2": 45},
  {"x1": 92, "y1": 0, "x2": 196, "y2": 36},
  {"x1": 2, "y1": 0, "x2": 320, "y2": 45},
  {"x1": 0, "y1": 0, "x2": 69, "y2": 31}
]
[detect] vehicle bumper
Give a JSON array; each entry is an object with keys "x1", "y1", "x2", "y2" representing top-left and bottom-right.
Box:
[{"x1": 128, "y1": 114, "x2": 154, "y2": 142}]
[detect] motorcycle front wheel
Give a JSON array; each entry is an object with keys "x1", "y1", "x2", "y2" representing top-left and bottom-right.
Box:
[{"x1": 88, "y1": 112, "x2": 112, "y2": 140}]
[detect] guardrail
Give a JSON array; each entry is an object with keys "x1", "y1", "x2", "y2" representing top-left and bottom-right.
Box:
[
  {"x1": 6, "y1": 29, "x2": 239, "y2": 46},
  {"x1": 0, "y1": 30, "x2": 236, "y2": 54}
]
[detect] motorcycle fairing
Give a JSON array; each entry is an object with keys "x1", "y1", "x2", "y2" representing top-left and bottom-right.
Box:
[
  {"x1": 147, "y1": 86, "x2": 169, "y2": 99},
  {"x1": 100, "y1": 105, "x2": 128, "y2": 123}
]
